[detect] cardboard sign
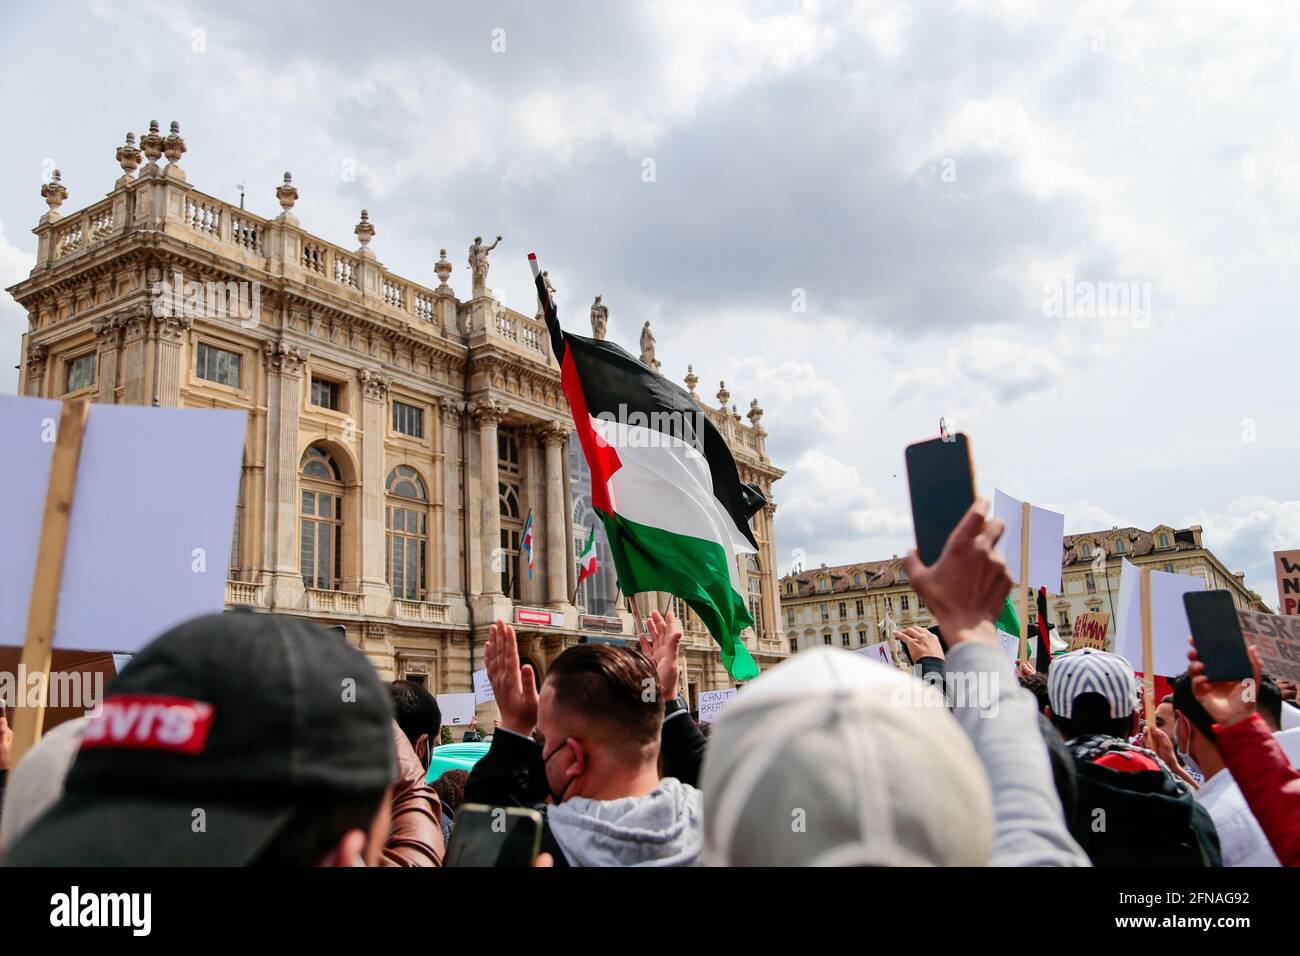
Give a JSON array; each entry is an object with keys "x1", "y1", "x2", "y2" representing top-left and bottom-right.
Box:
[
  {"x1": 1114, "y1": 558, "x2": 1205, "y2": 677},
  {"x1": 992, "y1": 489, "x2": 1065, "y2": 593},
  {"x1": 1276, "y1": 550, "x2": 1300, "y2": 616},
  {"x1": 472, "y1": 668, "x2": 496, "y2": 705},
  {"x1": 697, "y1": 687, "x2": 737, "y2": 724},
  {"x1": 1069, "y1": 612, "x2": 1111, "y2": 652},
  {"x1": 0, "y1": 396, "x2": 246, "y2": 653},
  {"x1": 437, "y1": 692, "x2": 477, "y2": 726},
  {"x1": 1238, "y1": 609, "x2": 1300, "y2": 684}
]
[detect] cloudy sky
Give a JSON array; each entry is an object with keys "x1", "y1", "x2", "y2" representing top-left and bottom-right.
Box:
[{"x1": 2, "y1": 0, "x2": 1297, "y2": 604}]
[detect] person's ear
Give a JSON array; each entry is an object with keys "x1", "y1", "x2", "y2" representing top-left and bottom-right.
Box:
[
  {"x1": 319, "y1": 829, "x2": 367, "y2": 867},
  {"x1": 564, "y1": 737, "x2": 586, "y2": 780},
  {"x1": 415, "y1": 733, "x2": 430, "y2": 768}
]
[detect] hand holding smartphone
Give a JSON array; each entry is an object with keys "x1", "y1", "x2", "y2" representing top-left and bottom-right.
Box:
[
  {"x1": 1183, "y1": 590, "x2": 1254, "y2": 682},
  {"x1": 905, "y1": 433, "x2": 975, "y2": 567},
  {"x1": 445, "y1": 803, "x2": 544, "y2": 867}
]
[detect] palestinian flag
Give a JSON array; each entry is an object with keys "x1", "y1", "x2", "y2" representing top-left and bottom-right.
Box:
[
  {"x1": 995, "y1": 595, "x2": 1020, "y2": 639},
  {"x1": 576, "y1": 525, "x2": 598, "y2": 586},
  {"x1": 531, "y1": 253, "x2": 766, "y2": 680}
]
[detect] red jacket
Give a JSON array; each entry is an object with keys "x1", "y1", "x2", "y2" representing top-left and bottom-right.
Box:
[{"x1": 1214, "y1": 713, "x2": 1300, "y2": 867}]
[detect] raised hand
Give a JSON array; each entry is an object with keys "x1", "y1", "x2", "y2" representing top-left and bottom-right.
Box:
[
  {"x1": 902, "y1": 498, "x2": 1012, "y2": 647},
  {"x1": 640, "y1": 610, "x2": 683, "y2": 702},
  {"x1": 899, "y1": 625, "x2": 944, "y2": 662},
  {"x1": 1189, "y1": 639, "x2": 1263, "y2": 730},
  {"x1": 485, "y1": 619, "x2": 539, "y2": 735}
]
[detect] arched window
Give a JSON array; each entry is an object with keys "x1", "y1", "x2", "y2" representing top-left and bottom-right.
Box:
[
  {"x1": 300, "y1": 445, "x2": 343, "y2": 590},
  {"x1": 1080, "y1": 542, "x2": 1092, "y2": 558},
  {"x1": 495, "y1": 427, "x2": 526, "y2": 599},
  {"x1": 1158, "y1": 533, "x2": 1170, "y2": 548},
  {"x1": 1113, "y1": 537, "x2": 1127, "y2": 554},
  {"x1": 573, "y1": 498, "x2": 615, "y2": 616},
  {"x1": 386, "y1": 465, "x2": 428, "y2": 601}
]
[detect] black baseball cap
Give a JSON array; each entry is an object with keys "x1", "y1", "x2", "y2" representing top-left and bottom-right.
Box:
[{"x1": 2, "y1": 612, "x2": 397, "y2": 866}]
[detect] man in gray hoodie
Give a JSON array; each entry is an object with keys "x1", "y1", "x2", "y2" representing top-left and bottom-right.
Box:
[{"x1": 463, "y1": 615, "x2": 704, "y2": 866}]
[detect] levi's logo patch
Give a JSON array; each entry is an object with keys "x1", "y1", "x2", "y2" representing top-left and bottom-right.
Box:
[{"x1": 81, "y1": 694, "x2": 215, "y2": 755}]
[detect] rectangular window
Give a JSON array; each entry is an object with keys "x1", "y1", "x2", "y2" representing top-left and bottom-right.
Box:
[
  {"x1": 788, "y1": 639, "x2": 799, "y2": 654},
  {"x1": 786, "y1": 608, "x2": 794, "y2": 627},
  {"x1": 196, "y1": 342, "x2": 242, "y2": 388},
  {"x1": 64, "y1": 352, "x2": 96, "y2": 393},
  {"x1": 858, "y1": 629, "x2": 867, "y2": 645},
  {"x1": 841, "y1": 633, "x2": 850, "y2": 647},
  {"x1": 1058, "y1": 611, "x2": 1071, "y2": 630},
  {"x1": 820, "y1": 604, "x2": 829, "y2": 623},
  {"x1": 311, "y1": 377, "x2": 340, "y2": 410},
  {"x1": 855, "y1": 599, "x2": 864, "y2": 616},
  {"x1": 838, "y1": 601, "x2": 847, "y2": 620},
  {"x1": 392, "y1": 400, "x2": 424, "y2": 438},
  {"x1": 901, "y1": 595, "x2": 910, "y2": 612},
  {"x1": 1086, "y1": 572, "x2": 1097, "y2": 594}
]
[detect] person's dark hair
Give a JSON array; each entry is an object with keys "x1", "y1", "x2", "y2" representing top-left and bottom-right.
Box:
[
  {"x1": 1018, "y1": 671, "x2": 1050, "y2": 712},
  {"x1": 1259, "y1": 672, "x2": 1282, "y2": 730},
  {"x1": 1159, "y1": 694, "x2": 1174, "y2": 707},
  {"x1": 431, "y1": 769, "x2": 468, "y2": 817},
  {"x1": 1049, "y1": 692, "x2": 1132, "y2": 740},
  {"x1": 390, "y1": 680, "x2": 441, "y2": 747},
  {"x1": 253, "y1": 790, "x2": 387, "y2": 866},
  {"x1": 1172, "y1": 671, "x2": 1214, "y2": 741},
  {"x1": 545, "y1": 644, "x2": 661, "y2": 749}
]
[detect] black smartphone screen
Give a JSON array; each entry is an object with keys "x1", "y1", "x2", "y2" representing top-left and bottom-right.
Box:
[
  {"x1": 1184, "y1": 590, "x2": 1253, "y2": 682},
  {"x1": 905, "y1": 434, "x2": 975, "y2": 567},
  {"x1": 445, "y1": 805, "x2": 543, "y2": 867}
]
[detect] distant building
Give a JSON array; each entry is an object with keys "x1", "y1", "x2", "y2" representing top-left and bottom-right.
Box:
[
  {"x1": 7, "y1": 121, "x2": 787, "y2": 713},
  {"x1": 779, "y1": 523, "x2": 1267, "y2": 653}
]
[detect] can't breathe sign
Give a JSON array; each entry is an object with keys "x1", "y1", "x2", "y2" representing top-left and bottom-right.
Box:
[{"x1": 1275, "y1": 550, "x2": 1300, "y2": 616}]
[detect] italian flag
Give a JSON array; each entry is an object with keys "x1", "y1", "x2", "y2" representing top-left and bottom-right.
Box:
[
  {"x1": 531, "y1": 254, "x2": 765, "y2": 680},
  {"x1": 576, "y1": 525, "x2": 598, "y2": 585}
]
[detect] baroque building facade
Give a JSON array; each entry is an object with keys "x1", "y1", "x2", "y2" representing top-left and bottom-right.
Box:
[
  {"x1": 8, "y1": 122, "x2": 787, "y2": 717},
  {"x1": 780, "y1": 523, "x2": 1268, "y2": 656}
]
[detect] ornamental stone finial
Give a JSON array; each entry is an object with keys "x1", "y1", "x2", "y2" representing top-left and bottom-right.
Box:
[
  {"x1": 41, "y1": 169, "x2": 67, "y2": 214},
  {"x1": 116, "y1": 132, "x2": 142, "y2": 177},
  {"x1": 140, "y1": 120, "x2": 164, "y2": 164},
  {"x1": 684, "y1": 365, "x2": 698, "y2": 396},
  {"x1": 162, "y1": 121, "x2": 187, "y2": 164},
  {"x1": 434, "y1": 248, "x2": 453, "y2": 289},
  {"x1": 355, "y1": 209, "x2": 375, "y2": 249},
  {"x1": 747, "y1": 398, "x2": 764, "y2": 427},
  {"x1": 276, "y1": 172, "x2": 299, "y2": 213},
  {"x1": 716, "y1": 380, "x2": 730, "y2": 407}
]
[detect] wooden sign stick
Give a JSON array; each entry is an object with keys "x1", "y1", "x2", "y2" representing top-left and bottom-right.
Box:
[
  {"x1": 10, "y1": 399, "x2": 90, "y2": 765},
  {"x1": 1018, "y1": 500, "x2": 1031, "y2": 660},
  {"x1": 1141, "y1": 566, "x2": 1155, "y2": 736}
]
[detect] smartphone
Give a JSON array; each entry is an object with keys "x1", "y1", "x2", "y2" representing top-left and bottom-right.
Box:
[
  {"x1": 905, "y1": 434, "x2": 975, "y2": 567},
  {"x1": 1183, "y1": 590, "x2": 1253, "y2": 682},
  {"x1": 445, "y1": 803, "x2": 544, "y2": 867}
]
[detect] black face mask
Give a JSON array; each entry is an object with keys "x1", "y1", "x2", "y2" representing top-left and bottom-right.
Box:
[{"x1": 542, "y1": 740, "x2": 578, "y2": 805}]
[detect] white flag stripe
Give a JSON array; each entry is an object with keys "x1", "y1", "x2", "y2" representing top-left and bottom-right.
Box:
[{"x1": 591, "y1": 416, "x2": 755, "y2": 596}]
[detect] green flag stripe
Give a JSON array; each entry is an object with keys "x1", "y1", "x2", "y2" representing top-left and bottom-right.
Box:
[{"x1": 599, "y1": 508, "x2": 759, "y2": 681}]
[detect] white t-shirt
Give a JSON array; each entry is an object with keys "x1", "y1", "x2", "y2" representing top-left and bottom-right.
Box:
[{"x1": 1194, "y1": 768, "x2": 1280, "y2": 867}]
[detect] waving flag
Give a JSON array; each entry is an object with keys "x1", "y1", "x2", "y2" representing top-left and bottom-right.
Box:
[
  {"x1": 521, "y1": 510, "x2": 535, "y2": 579},
  {"x1": 576, "y1": 524, "x2": 598, "y2": 586},
  {"x1": 531, "y1": 253, "x2": 765, "y2": 680}
]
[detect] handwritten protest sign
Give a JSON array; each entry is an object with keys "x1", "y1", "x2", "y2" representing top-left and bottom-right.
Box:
[
  {"x1": 698, "y1": 687, "x2": 737, "y2": 724},
  {"x1": 1238, "y1": 609, "x2": 1300, "y2": 684},
  {"x1": 1069, "y1": 612, "x2": 1111, "y2": 652},
  {"x1": 1275, "y1": 550, "x2": 1300, "y2": 616},
  {"x1": 472, "y1": 668, "x2": 496, "y2": 705}
]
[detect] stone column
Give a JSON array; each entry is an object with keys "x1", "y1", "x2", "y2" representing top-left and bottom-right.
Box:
[
  {"x1": 153, "y1": 314, "x2": 192, "y2": 407},
  {"x1": 91, "y1": 312, "x2": 122, "y2": 404},
  {"x1": 472, "y1": 399, "x2": 508, "y2": 595},
  {"x1": 439, "y1": 397, "x2": 463, "y2": 596},
  {"x1": 761, "y1": 501, "x2": 780, "y2": 644},
  {"x1": 542, "y1": 420, "x2": 569, "y2": 608},
  {"x1": 263, "y1": 340, "x2": 309, "y2": 609},
  {"x1": 358, "y1": 368, "x2": 391, "y2": 613},
  {"x1": 24, "y1": 343, "x2": 47, "y2": 397}
]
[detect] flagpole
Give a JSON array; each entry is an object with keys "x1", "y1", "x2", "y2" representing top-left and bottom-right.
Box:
[{"x1": 628, "y1": 592, "x2": 649, "y2": 640}]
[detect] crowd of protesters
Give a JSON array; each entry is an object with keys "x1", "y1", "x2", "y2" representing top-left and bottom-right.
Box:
[{"x1": 1, "y1": 497, "x2": 1298, "y2": 867}]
